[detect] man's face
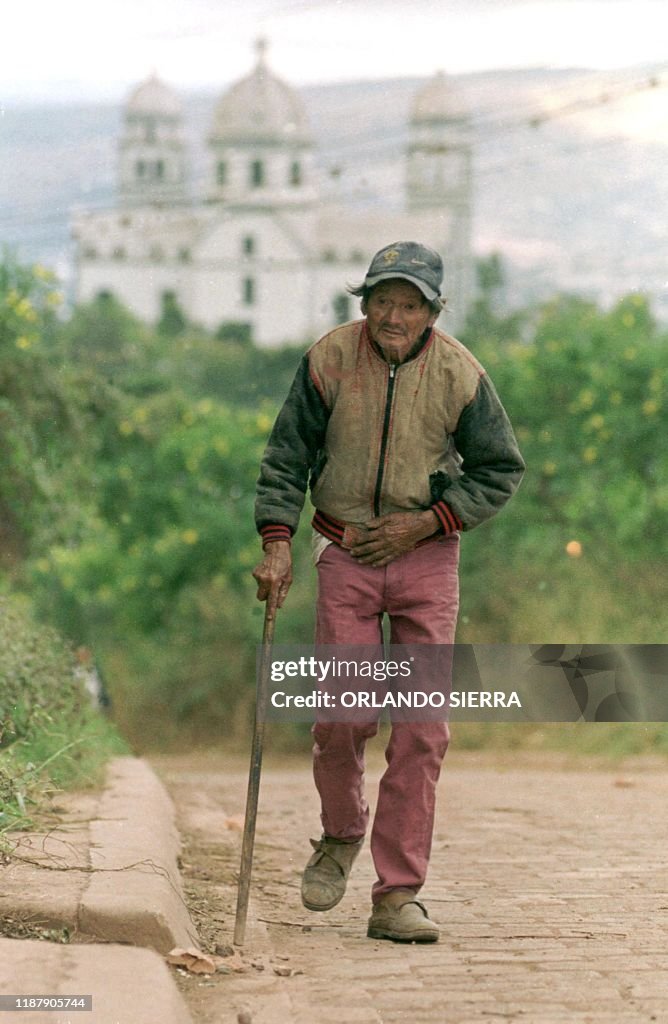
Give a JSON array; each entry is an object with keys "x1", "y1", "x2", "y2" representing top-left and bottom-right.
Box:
[{"x1": 364, "y1": 280, "x2": 437, "y2": 363}]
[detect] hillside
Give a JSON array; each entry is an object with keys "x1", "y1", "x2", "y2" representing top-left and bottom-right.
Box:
[{"x1": 1, "y1": 64, "x2": 666, "y2": 319}]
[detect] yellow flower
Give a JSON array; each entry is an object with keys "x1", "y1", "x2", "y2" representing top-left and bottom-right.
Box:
[
  {"x1": 197, "y1": 399, "x2": 213, "y2": 415},
  {"x1": 35, "y1": 558, "x2": 51, "y2": 573},
  {"x1": 582, "y1": 447, "x2": 597, "y2": 464},
  {"x1": 588, "y1": 413, "x2": 605, "y2": 431},
  {"x1": 621, "y1": 312, "x2": 635, "y2": 328},
  {"x1": 181, "y1": 529, "x2": 199, "y2": 545},
  {"x1": 33, "y1": 264, "x2": 54, "y2": 281},
  {"x1": 543, "y1": 461, "x2": 557, "y2": 476},
  {"x1": 133, "y1": 406, "x2": 148, "y2": 423},
  {"x1": 256, "y1": 413, "x2": 273, "y2": 433},
  {"x1": 15, "y1": 298, "x2": 37, "y2": 322},
  {"x1": 624, "y1": 346, "x2": 637, "y2": 361},
  {"x1": 181, "y1": 410, "x2": 195, "y2": 426},
  {"x1": 15, "y1": 336, "x2": 31, "y2": 350},
  {"x1": 642, "y1": 399, "x2": 659, "y2": 416},
  {"x1": 119, "y1": 420, "x2": 134, "y2": 436},
  {"x1": 609, "y1": 391, "x2": 622, "y2": 406},
  {"x1": 577, "y1": 389, "x2": 595, "y2": 410},
  {"x1": 46, "y1": 291, "x2": 63, "y2": 307},
  {"x1": 214, "y1": 437, "x2": 230, "y2": 456}
]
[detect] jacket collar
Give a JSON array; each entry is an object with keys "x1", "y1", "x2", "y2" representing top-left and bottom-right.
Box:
[{"x1": 363, "y1": 320, "x2": 434, "y2": 366}]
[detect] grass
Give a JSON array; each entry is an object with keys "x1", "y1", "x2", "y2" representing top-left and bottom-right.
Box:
[{"x1": 452, "y1": 722, "x2": 668, "y2": 759}]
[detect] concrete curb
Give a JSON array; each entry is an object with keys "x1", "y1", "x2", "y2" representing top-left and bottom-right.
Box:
[
  {"x1": 80, "y1": 756, "x2": 200, "y2": 953},
  {"x1": 0, "y1": 937, "x2": 193, "y2": 1024},
  {"x1": 0, "y1": 756, "x2": 198, "y2": 953},
  {"x1": 0, "y1": 756, "x2": 199, "y2": 1024}
]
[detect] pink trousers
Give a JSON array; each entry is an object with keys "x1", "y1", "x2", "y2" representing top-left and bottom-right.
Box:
[{"x1": 312, "y1": 535, "x2": 460, "y2": 902}]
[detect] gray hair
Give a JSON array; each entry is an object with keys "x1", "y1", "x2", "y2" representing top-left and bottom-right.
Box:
[{"x1": 347, "y1": 282, "x2": 446, "y2": 318}]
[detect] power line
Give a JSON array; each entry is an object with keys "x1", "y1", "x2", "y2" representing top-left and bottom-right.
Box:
[{"x1": 1, "y1": 66, "x2": 665, "y2": 232}]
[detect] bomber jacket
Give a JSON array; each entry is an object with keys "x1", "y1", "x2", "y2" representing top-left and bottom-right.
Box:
[{"x1": 255, "y1": 319, "x2": 525, "y2": 545}]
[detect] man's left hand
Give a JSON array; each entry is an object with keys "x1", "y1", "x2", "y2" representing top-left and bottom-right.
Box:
[{"x1": 349, "y1": 510, "x2": 439, "y2": 567}]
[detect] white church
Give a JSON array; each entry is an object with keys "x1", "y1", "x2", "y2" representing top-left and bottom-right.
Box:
[{"x1": 72, "y1": 41, "x2": 473, "y2": 347}]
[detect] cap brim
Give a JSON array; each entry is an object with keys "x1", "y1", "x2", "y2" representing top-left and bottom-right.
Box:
[{"x1": 364, "y1": 271, "x2": 440, "y2": 303}]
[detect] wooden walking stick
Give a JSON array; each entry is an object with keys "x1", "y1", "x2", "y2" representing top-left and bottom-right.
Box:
[{"x1": 233, "y1": 597, "x2": 277, "y2": 946}]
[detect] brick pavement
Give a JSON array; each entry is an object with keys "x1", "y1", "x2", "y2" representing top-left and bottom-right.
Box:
[{"x1": 156, "y1": 748, "x2": 668, "y2": 1024}]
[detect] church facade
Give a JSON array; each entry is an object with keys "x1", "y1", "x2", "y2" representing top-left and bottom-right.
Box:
[{"x1": 72, "y1": 43, "x2": 473, "y2": 347}]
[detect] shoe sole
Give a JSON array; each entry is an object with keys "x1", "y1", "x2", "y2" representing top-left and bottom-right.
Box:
[
  {"x1": 367, "y1": 925, "x2": 439, "y2": 943},
  {"x1": 301, "y1": 893, "x2": 344, "y2": 912}
]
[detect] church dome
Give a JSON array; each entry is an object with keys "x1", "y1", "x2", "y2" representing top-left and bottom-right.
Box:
[
  {"x1": 411, "y1": 70, "x2": 468, "y2": 122},
  {"x1": 126, "y1": 74, "x2": 182, "y2": 118},
  {"x1": 210, "y1": 40, "x2": 311, "y2": 144}
]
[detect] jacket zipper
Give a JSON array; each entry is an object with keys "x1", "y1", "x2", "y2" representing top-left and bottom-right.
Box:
[{"x1": 373, "y1": 363, "x2": 397, "y2": 516}]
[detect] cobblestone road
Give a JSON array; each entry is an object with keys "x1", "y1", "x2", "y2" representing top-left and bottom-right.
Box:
[{"x1": 155, "y1": 747, "x2": 668, "y2": 1024}]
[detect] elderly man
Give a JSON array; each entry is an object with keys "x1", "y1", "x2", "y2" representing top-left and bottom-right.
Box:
[{"x1": 253, "y1": 241, "x2": 524, "y2": 942}]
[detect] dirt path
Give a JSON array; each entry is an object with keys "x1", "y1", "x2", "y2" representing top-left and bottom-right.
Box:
[{"x1": 152, "y1": 747, "x2": 668, "y2": 1024}]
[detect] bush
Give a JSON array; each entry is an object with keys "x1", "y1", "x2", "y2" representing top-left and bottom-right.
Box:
[
  {"x1": 0, "y1": 595, "x2": 126, "y2": 830},
  {"x1": 0, "y1": 595, "x2": 80, "y2": 748}
]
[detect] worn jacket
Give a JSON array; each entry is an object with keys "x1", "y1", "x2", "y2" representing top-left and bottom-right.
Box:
[{"x1": 256, "y1": 319, "x2": 524, "y2": 545}]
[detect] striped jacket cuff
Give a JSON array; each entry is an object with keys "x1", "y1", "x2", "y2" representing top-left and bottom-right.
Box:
[
  {"x1": 431, "y1": 501, "x2": 463, "y2": 535},
  {"x1": 260, "y1": 524, "x2": 293, "y2": 548},
  {"x1": 311, "y1": 509, "x2": 345, "y2": 544}
]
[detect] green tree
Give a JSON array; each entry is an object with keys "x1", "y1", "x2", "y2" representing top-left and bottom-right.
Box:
[
  {"x1": 157, "y1": 292, "x2": 188, "y2": 338},
  {"x1": 0, "y1": 256, "x2": 97, "y2": 565},
  {"x1": 459, "y1": 291, "x2": 667, "y2": 642}
]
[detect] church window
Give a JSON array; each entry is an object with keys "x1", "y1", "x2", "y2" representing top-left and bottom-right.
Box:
[
  {"x1": 112, "y1": 247, "x2": 126, "y2": 260},
  {"x1": 243, "y1": 277, "x2": 256, "y2": 305},
  {"x1": 217, "y1": 161, "x2": 227, "y2": 186},
  {"x1": 250, "y1": 160, "x2": 265, "y2": 187},
  {"x1": 290, "y1": 160, "x2": 302, "y2": 186},
  {"x1": 351, "y1": 249, "x2": 365, "y2": 262},
  {"x1": 242, "y1": 235, "x2": 256, "y2": 256},
  {"x1": 150, "y1": 245, "x2": 165, "y2": 262},
  {"x1": 322, "y1": 249, "x2": 336, "y2": 263},
  {"x1": 136, "y1": 160, "x2": 146, "y2": 178},
  {"x1": 333, "y1": 293, "x2": 351, "y2": 325},
  {"x1": 96, "y1": 290, "x2": 113, "y2": 302},
  {"x1": 84, "y1": 247, "x2": 98, "y2": 260},
  {"x1": 178, "y1": 248, "x2": 192, "y2": 263},
  {"x1": 155, "y1": 160, "x2": 165, "y2": 181}
]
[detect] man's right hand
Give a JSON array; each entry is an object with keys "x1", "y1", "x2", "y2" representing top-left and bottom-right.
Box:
[{"x1": 252, "y1": 540, "x2": 293, "y2": 613}]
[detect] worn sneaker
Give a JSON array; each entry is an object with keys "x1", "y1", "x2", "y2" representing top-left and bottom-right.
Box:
[
  {"x1": 367, "y1": 891, "x2": 439, "y2": 943},
  {"x1": 301, "y1": 836, "x2": 364, "y2": 912}
]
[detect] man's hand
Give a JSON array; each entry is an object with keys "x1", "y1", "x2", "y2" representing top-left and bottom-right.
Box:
[
  {"x1": 252, "y1": 541, "x2": 293, "y2": 614},
  {"x1": 349, "y1": 510, "x2": 439, "y2": 567}
]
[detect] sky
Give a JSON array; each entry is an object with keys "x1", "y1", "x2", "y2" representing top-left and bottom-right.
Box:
[{"x1": 3, "y1": 0, "x2": 668, "y2": 102}]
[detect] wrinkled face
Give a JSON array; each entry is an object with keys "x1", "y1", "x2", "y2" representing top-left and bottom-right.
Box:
[{"x1": 364, "y1": 280, "x2": 437, "y2": 362}]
